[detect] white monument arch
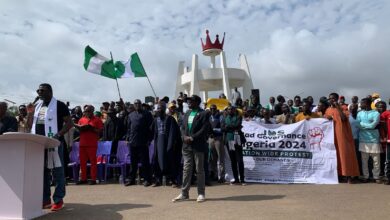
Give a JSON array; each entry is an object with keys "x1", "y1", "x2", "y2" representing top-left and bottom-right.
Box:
[{"x1": 175, "y1": 30, "x2": 254, "y2": 101}]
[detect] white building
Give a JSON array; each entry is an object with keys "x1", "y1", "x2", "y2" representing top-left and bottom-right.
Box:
[{"x1": 175, "y1": 30, "x2": 254, "y2": 102}]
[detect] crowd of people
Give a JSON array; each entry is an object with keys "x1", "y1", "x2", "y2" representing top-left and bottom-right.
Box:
[{"x1": 0, "y1": 83, "x2": 389, "y2": 207}]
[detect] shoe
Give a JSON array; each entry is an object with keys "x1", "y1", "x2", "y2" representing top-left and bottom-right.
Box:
[
  {"x1": 42, "y1": 200, "x2": 52, "y2": 209},
  {"x1": 360, "y1": 178, "x2": 369, "y2": 183},
  {"x1": 241, "y1": 180, "x2": 247, "y2": 186},
  {"x1": 205, "y1": 181, "x2": 212, "y2": 186},
  {"x1": 172, "y1": 194, "x2": 189, "y2": 202},
  {"x1": 76, "y1": 180, "x2": 87, "y2": 185},
  {"x1": 51, "y1": 200, "x2": 64, "y2": 211},
  {"x1": 217, "y1": 178, "x2": 225, "y2": 184},
  {"x1": 152, "y1": 181, "x2": 161, "y2": 187},
  {"x1": 125, "y1": 180, "x2": 135, "y2": 186},
  {"x1": 88, "y1": 180, "x2": 96, "y2": 185},
  {"x1": 347, "y1": 177, "x2": 355, "y2": 184},
  {"x1": 230, "y1": 180, "x2": 239, "y2": 185},
  {"x1": 197, "y1": 194, "x2": 206, "y2": 203},
  {"x1": 384, "y1": 180, "x2": 390, "y2": 185},
  {"x1": 143, "y1": 181, "x2": 151, "y2": 187},
  {"x1": 375, "y1": 179, "x2": 383, "y2": 184}
]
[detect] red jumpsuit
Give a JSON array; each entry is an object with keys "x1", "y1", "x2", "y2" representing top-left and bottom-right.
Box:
[{"x1": 78, "y1": 115, "x2": 103, "y2": 181}]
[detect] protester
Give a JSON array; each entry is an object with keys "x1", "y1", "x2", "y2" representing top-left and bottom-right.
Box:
[
  {"x1": 222, "y1": 106, "x2": 246, "y2": 185},
  {"x1": 339, "y1": 96, "x2": 349, "y2": 112},
  {"x1": 274, "y1": 95, "x2": 285, "y2": 116},
  {"x1": 27, "y1": 83, "x2": 73, "y2": 211},
  {"x1": 151, "y1": 101, "x2": 182, "y2": 187},
  {"x1": 231, "y1": 87, "x2": 241, "y2": 106},
  {"x1": 371, "y1": 93, "x2": 381, "y2": 110},
  {"x1": 259, "y1": 108, "x2": 275, "y2": 124},
  {"x1": 349, "y1": 103, "x2": 362, "y2": 174},
  {"x1": 376, "y1": 101, "x2": 390, "y2": 185},
  {"x1": 173, "y1": 95, "x2": 210, "y2": 203},
  {"x1": 76, "y1": 105, "x2": 103, "y2": 185},
  {"x1": 208, "y1": 104, "x2": 225, "y2": 183},
  {"x1": 325, "y1": 92, "x2": 360, "y2": 183},
  {"x1": 295, "y1": 101, "x2": 320, "y2": 122},
  {"x1": 357, "y1": 98, "x2": 381, "y2": 183},
  {"x1": 125, "y1": 99, "x2": 154, "y2": 187},
  {"x1": 291, "y1": 96, "x2": 301, "y2": 114},
  {"x1": 265, "y1": 96, "x2": 275, "y2": 111},
  {"x1": 16, "y1": 104, "x2": 30, "y2": 133},
  {"x1": 348, "y1": 96, "x2": 359, "y2": 111},
  {"x1": 276, "y1": 104, "x2": 294, "y2": 124},
  {"x1": 0, "y1": 102, "x2": 17, "y2": 135}
]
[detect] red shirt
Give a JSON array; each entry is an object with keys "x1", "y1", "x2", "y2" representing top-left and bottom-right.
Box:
[
  {"x1": 380, "y1": 110, "x2": 390, "y2": 143},
  {"x1": 78, "y1": 115, "x2": 103, "y2": 147}
]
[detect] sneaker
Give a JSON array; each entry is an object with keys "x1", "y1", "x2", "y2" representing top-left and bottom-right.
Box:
[
  {"x1": 375, "y1": 179, "x2": 383, "y2": 184},
  {"x1": 197, "y1": 194, "x2": 206, "y2": 203},
  {"x1": 88, "y1": 180, "x2": 96, "y2": 185},
  {"x1": 241, "y1": 180, "x2": 247, "y2": 186},
  {"x1": 384, "y1": 180, "x2": 390, "y2": 185},
  {"x1": 51, "y1": 200, "x2": 64, "y2": 211},
  {"x1": 172, "y1": 194, "x2": 189, "y2": 202},
  {"x1": 42, "y1": 200, "x2": 52, "y2": 209}
]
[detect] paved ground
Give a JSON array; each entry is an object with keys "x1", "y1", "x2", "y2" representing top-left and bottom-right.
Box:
[{"x1": 36, "y1": 182, "x2": 390, "y2": 220}]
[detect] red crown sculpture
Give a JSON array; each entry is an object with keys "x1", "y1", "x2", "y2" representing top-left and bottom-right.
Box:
[{"x1": 201, "y1": 30, "x2": 225, "y2": 51}]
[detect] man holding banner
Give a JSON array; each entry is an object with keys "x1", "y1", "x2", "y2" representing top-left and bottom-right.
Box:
[{"x1": 325, "y1": 93, "x2": 360, "y2": 183}]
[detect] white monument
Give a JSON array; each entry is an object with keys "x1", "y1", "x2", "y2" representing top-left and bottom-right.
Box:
[{"x1": 175, "y1": 30, "x2": 254, "y2": 101}]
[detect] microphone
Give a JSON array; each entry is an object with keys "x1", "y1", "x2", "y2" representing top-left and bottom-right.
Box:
[{"x1": 32, "y1": 96, "x2": 40, "y2": 104}]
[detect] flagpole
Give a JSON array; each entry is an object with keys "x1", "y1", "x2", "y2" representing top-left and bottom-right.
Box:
[
  {"x1": 110, "y1": 51, "x2": 122, "y2": 99},
  {"x1": 146, "y1": 75, "x2": 157, "y2": 98}
]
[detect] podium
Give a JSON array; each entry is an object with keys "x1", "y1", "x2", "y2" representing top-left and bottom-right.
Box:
[{"x1": 0, "y1": 132, "x2": 60, "y2": 220}]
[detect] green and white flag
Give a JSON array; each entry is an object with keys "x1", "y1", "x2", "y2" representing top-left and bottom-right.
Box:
[
  {"x1": 114, "y1": 53, "x2": 148, "y2": 78},
  {"x1": 83, "y1": 45, "x2": 119, "y2": 79}
]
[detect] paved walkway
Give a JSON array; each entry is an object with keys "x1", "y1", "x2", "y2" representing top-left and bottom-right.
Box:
[{"x1": 36, "y1": 182, "x2": 390, "y2": 220}]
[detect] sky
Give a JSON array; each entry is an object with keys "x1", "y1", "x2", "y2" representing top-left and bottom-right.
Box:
[{"x1": 1, "y1": 0, "x2": 389, "y2": 107}]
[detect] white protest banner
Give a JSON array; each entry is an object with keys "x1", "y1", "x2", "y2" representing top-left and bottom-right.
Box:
[{"x1": 224, "y1": 118, "x2": 338, "y2": 184}]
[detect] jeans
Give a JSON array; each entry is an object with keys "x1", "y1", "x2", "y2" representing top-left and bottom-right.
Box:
[
  {"x1": 229, "y1": 144, "x2": 245, "y2": 182},
  {"x1": 181, "y1": 147, "x2": 205, "y2": 197},
  {"x1": 208, "y1": 136, "x2": 225, "y2": 180},
  {"x1": 43, "y1": 142, "x2": 66, "y2": 204}
]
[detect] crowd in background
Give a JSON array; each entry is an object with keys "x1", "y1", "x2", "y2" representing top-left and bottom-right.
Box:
[{"x1": 1, "y1": 89, "x2": 390, "y2": 188}]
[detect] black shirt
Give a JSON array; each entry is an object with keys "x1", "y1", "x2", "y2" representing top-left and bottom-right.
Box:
[
  {"x1": 0, "y1": 115, "x2": 18, "y2": 135},
  {"x1": 35, "y1": 100, "x2": 70, "y2": 137}
]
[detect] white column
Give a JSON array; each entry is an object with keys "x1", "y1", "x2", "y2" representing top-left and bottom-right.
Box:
[
  {"x1": 220, "y1": 51, "x2": 231, "y2": 100},
  {"x1": 175, "y1": 61, "x2": 185, "y2": 98},
  {"x1": 190, "y1": 54, "x2": 200, "y2": 96},
  {"x1": 201, "y1": 91, "x2": 208, "y2": 104},
  {"x1": 239, "y1": 54, "x2": 254, "y2": 100},
  {"x1": 210, "y1": 55, "x2": 216, "y2": 68}
]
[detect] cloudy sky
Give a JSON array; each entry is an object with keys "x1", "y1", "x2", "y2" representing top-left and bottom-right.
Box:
[{"x1": 1, "y1": 0, "x2": 389, "y2": 107}]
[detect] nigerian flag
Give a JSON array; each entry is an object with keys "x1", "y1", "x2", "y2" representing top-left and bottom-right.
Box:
[
  {"x1": 84, "y1": 46, "x2": 147, "y2": 79},
  {"x1": 83, "y1": 45, "x2": 119, "y2": 79},
  {"x1": 114, "y1": 53, "x2": 147, "y2": 78}
]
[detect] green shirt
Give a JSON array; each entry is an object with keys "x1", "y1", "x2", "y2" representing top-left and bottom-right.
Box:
[{"x1": 187, "y1": 110, "x2": 198, "y2": 132}]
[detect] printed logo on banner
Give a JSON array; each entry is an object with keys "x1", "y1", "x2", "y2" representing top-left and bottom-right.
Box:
[{"x1": 307, "y1": 127, "x2": 324, "y2": 150}]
